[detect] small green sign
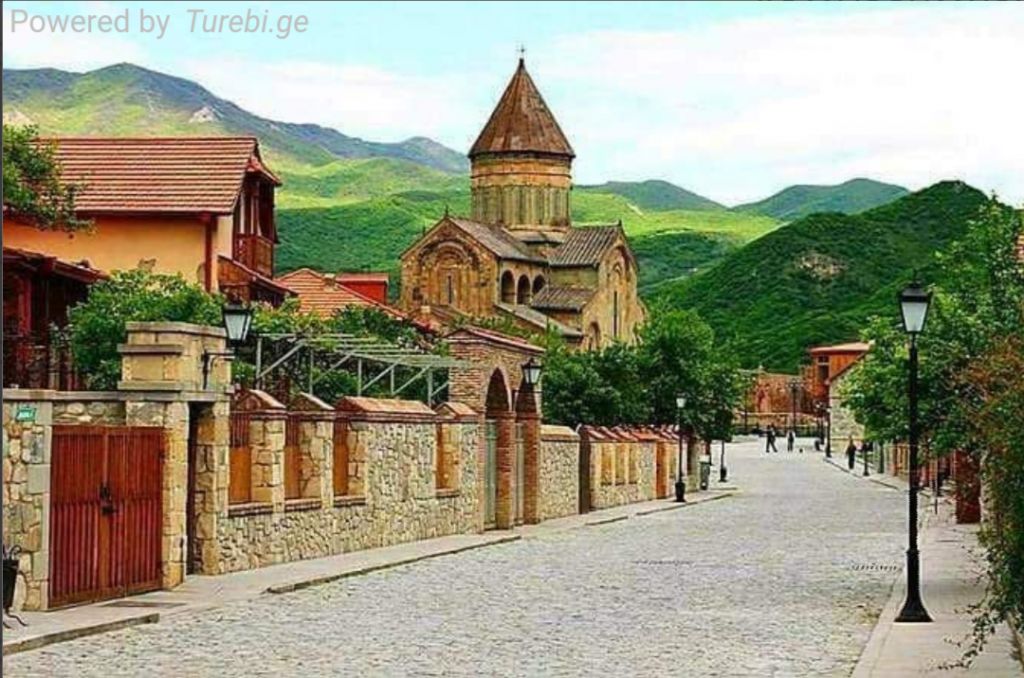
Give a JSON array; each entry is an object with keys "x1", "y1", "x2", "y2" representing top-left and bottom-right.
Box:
[{"x1": 15, "y1": 405, "x2": 36, "y2": 423}]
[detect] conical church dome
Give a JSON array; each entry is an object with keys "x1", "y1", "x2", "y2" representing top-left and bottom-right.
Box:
[
  {"x1": 469, "y1": 59, "x2": 574, "y2": 230},
  {"x1": 470, "y1": 58, "x2": 574, "y2": 159}
]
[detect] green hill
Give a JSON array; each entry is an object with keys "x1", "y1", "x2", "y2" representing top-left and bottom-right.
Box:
[
  {"x1": 276, "y1": 191, "x2": 778, "y2": 294},
  {"x1": 735, "y1": 178, "x2": 908, "y2": 221},
  {"x1": 577, "y1": 180, "x2": 724, "y2": 211},
  {"x1": 657, "y1": 181, "x2": 994, "y2": 371},
  {"x1": 2, "y1": 64, "x2": 468, "y2": 173}
]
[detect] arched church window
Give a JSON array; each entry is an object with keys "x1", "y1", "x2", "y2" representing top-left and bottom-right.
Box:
[
  {"x1": 517, "y1": 275, "x2": 531, "y2": 305},
  {"x1": 532, "y1": 276, "x2": 546, "y2": 295},
  {"x1": 500, "y1": 271, "x2": 516, "y2": 304}
]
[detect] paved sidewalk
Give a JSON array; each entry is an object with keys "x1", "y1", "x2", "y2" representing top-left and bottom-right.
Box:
[
  {"x1": 2, "y1": 488, "x2": 734, "y2": 656},
  {"x1": 827, "y1": 462, "x2": 1024, "y2": 676}
]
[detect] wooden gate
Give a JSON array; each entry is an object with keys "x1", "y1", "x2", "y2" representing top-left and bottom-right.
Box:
[{"x1": 50, "y1": 426, "x2": 165, "y2": 608}]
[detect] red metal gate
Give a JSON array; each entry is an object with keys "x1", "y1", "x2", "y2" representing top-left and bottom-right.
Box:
[{"x1": 49, "y1": 426, "x2": 165, "y2": 608}]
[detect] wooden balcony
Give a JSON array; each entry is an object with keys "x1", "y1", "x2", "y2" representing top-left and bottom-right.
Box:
[{"x1": 234, "y1": 234, "x2": 274, "y2": 277}]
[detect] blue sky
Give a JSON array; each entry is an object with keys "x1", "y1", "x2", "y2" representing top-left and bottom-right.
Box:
[{"x1": 4, "y1": 1, "x2": 1022, "y2": 204}]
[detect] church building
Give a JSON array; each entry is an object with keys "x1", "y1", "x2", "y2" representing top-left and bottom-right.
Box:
[{"x1": 399, "y1": 58, "x2": 645, "y2": 348}]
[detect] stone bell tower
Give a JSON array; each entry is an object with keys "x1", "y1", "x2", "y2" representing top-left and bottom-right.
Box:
[{"x1": 469, "y1": 58, "x2": 575, "y2": 232}]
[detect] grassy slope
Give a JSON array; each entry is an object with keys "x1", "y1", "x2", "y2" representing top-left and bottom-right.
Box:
[
  {"x1": 735, "y1": 178, "x2": 909, "y2": 222},
  {"x1": 577, "y1": 179, "x2": 725, "y2": 211},
  {"x1": 656, "y1": 181, "x2": 990, "y2": 371},
  {"x1": 276, "y1": 190, "x2": 780, "y2": 296}
]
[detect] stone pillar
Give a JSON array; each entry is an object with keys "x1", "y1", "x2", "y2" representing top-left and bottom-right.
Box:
[
  {"x1": 249, "y1": 413, "x2": 286, "y2": 513},
  {"x1": 193, "y1": 400, "x2": 229, "y2": 575},
  {"x1": 2, "y1": 398, "x2": 53, "y2": 610},
  {"x1": 517, "y1": 384, "x2": 541, "y2": 525},
  {"x1": 290, "y1": 393, "x2": 335, "y2": 507},
  {"x1": 494, "y1": 411, "x2": 515, "y2": 529}
]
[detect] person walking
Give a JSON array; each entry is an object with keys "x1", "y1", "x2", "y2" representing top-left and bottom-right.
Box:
[
  {"x1": 846, "y1": 438, "x2": 857, "y2": 470},
  {"x1": 787, "y1": 429, "x2": 796, "y2": 452},
  {"x1": 766, "y1": 424, "x2": 779, "y2": 453}
]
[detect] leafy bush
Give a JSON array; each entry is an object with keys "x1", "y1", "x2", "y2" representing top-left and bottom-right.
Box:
[
  {"x1": 843, "y1": 198, "x2": 1024, "y2": 659},
  {"x1": 68, "y1": 270, "x2": 222, "y2": 389}
]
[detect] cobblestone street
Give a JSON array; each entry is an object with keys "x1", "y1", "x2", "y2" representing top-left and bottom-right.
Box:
[{"x1": 4, "y1": 439, "x2": 908, "y2": 677}]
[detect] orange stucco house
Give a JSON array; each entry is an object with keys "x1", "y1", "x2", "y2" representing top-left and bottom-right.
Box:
[{"x1": 3, "y1": 136, "x2": 292, "y2": 305}]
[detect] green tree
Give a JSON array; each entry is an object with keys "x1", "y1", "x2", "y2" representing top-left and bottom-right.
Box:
[
  {"x1": 843, "y1": 197, "x2": 1024, "y2": 658},
  {"x1": 2, "y1": 124, "x2": 89, "y2": 231},
  {"x1": 68, "y1": 270, "x2": 222, "y2": 389}
]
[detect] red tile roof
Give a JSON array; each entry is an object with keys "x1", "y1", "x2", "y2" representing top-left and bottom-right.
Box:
[
  {"x1": 41, "y1": 136, "x2": 280, "y2": 214},
  {"x1": 275, "y1": 268, "x2": 404, "y2": 319},
  {"x1": 469, "y1": 59, "x2": 574, "y2": 159},
  {"x1": 808, "y1": 342, "x2": 871, "y2": 355}
]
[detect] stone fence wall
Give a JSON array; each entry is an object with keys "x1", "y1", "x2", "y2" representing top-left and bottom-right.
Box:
[
  {"x1": 215, "y1": 394, "x2": 482, "y2": 573},
  {"x1": 581, "y1": 426, "x2": 677, "y2": 511},
  {"x1": 539, "y1": 426, "x2": 580, "y2": 520}
]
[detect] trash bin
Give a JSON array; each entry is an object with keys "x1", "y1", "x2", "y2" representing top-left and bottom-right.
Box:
[
  {"x1": 699, "y1": 455, "x2": 712, "y2": 491},
  {"x1": 3, "y1": 557, "x2": 18, "y2": 613}
]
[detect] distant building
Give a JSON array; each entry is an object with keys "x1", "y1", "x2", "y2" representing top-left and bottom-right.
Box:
[
  {"x1": 3, "y1": 136, "x2": 292, "y2": 306},
  {"x1": 276, "y1": 268, "x2": 402, "y2": 319},
  {"x1": 399, "y1": 59, "x2": 645, "y2": 348},
  {"x1": 808, "y1": 341, "x2": 871, "y2": 446}
]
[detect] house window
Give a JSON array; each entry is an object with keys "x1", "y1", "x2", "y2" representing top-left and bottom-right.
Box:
[{"x1": 446, "y1": 275, "x2": 454, "y2": 306}]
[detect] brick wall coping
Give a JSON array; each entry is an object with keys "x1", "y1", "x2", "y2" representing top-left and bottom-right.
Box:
[
  {"x1": 336, "y1": 396, "x2": 438, "y2": 423},
  {"x1": 580, "y1": 425, "x2": 675, "y2": 443},
  {"x1": 288, "y1": 392, "x2": 334, "y2": 420},
  {"x1": 3, "y1": 388, "x2": 229, "y2": 403},
  {"x1": 124, "y1": 321, "x2": 227, "y2": 338},
  {"x1": 445, "y1": 326, "x2": 545, "y2": 355},
  {"x1": 233, "y1": 389, "x2": 287, "y2": 418},
  {"x1": 435, "y1": 401, "x2": 478, "y2": 422},
  {"x1": 541, "y1": 424, "x2": 579, "y2": 441}
]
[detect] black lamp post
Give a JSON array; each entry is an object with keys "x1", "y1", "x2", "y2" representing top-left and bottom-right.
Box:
[
  {"x1": 674, "y1": 394, "x2": 687, "y2": 503},
  {"x1": 202, "y1": 301, "x2": 253, "y2": 389},
  {"x1": 895, "y1": 278, "x2": 932, "y2": 623}
]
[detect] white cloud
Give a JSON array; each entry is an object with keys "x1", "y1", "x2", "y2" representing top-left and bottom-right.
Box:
[
  {"x1": 179, "y1": 58, "x2": 486, "y2": 146},
  {"x1": 537, "y1": 5, "x2": 1024, "y2": 204}
]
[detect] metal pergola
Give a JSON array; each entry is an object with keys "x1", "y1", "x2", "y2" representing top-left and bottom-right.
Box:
[{"x1": 252, "y1": 333, "x2": 468, "y2": 403}]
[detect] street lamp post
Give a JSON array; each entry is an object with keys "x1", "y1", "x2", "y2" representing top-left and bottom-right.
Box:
[
  {"x1": 895, "y1": 278, "x2": 933, "y2": 623},
  {"x1": 863, "y1": 441, "x2": 870, "y2": 477},
  {"x1": 675, "y1": 395, "x2": 687, "y2": 503}
]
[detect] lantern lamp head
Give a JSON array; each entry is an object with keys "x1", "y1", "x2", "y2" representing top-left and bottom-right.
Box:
[
  {"x1": 521, "y1": 357, "x2": 542, "y2": 387},
  {"x1": 899, "y1": 279, "x2": 932, "y2": 336},
  {"x1": 222, "y1": 302, "x2": 253, "y2": 346}
]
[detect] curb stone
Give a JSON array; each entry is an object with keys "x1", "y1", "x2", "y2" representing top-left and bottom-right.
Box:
[{"x1": 2, "y1": 613, "x2": 159, "y2": 656}]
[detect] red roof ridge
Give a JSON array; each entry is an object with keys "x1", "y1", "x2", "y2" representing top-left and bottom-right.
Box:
[{"x1": 38, "y1": 135, "x2": 259, "y2": 142}]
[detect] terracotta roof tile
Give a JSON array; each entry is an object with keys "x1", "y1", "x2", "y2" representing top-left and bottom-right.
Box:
[
  {"x1": 549, "y1": 225, "x2": 622, "y2": 267},
  {"x1": 40, "y1": 136, "x2": 279, "y2": 214},
  {"x1": 469, "y1": 59, "x2": 574, "y2": 159},
  {"x1": 275, "y1": 268, "x2": 404, "y2": 319}
]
